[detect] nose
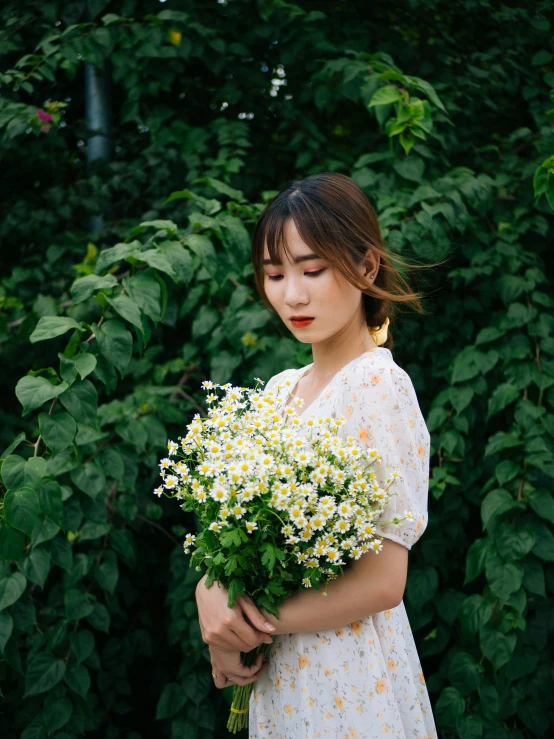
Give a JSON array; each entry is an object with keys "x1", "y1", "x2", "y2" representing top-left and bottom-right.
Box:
[{"x1": 284, "y1": 275, "x2": 309, "y2": 308}]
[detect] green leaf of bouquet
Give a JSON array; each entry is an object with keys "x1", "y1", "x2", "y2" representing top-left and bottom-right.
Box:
[
  {"x1": 23, "y1": 651, "x2": 66, "y2": 697},
  {"x1": 39, "y1": 412, "x2": 77, "y2": 456},
  {"x1": 15, "y1": 376, "x2": 69, "y2": 415},
  {"x1": 4, "y1": 487, "x2": 40, "y2": 536},
  {"x1": 71, "y1": 273, "x2": 118, "y2": 303},
  {"x1": 0, "y1": 572, "x2": 27, "y2": 611},
  {"x1": 91, "y1": 320, "x2": 133, "y2": 377},
  {"x1": 260, "y1": 542, "x2": 276, "y2": 571},
  {"x1": 29, "y1": 316, "x2": 84, "y2": 343}
]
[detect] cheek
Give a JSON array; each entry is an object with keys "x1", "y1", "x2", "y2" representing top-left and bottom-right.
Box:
[{"x1": 263, "y1": 277, "x2": 280, "y2": 305}]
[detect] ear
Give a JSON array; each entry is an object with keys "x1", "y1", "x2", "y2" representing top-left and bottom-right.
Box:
[{"x1": 361, "y1": 249, "x2": 380, "y2": 281}]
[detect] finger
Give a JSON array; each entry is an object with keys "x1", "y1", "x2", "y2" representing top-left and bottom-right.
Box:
[
  {"x1": 213, "y1": 672, "x2": 232, "y2": 690},
  {"x1": 227, "y1": 661, "x2": 269, "y2": 687},
  {"x1": 210, "y1": 650, "x2": 264, "y2": 679},
  {"x1": 213, "y1": 631, "x2": 254, "y2": 653},
  {"x1": 237, "y1": 596, "x2": 276, "y2": 639},
  {"x1": 230, "y1": 652, "x2": 265, "y2": 677},
  {"x1": 228, "y1": 609, "x2": 272, "y2": 650}
]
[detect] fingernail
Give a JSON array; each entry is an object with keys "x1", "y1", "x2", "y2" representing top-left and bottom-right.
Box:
[{"x1": 264, "y1": 622, "x2": 276, "y2": 631}]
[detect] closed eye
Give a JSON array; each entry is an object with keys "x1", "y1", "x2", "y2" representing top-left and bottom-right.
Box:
[{"x1": 267, "y1": 268, "x2": 326, "y2": 281}]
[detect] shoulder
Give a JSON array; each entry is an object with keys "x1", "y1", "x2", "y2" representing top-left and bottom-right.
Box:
[
  {"x1": 349, "y1": 349, "x2": 414, "y2": 392},
  {"x1": 346, "y1": 350, "x2": 428, "y2": 432}
]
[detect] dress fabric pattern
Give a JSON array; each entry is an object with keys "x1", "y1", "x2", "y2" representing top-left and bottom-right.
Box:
[{"x1": 249, "y1": 347, "x2": 437, "y2": 739}]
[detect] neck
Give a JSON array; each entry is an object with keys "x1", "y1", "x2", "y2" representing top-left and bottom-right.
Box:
[{"x1": 307, "y1": 321, "x2": 378, "y2": 380}]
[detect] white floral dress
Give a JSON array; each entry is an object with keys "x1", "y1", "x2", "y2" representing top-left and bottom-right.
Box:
[{"x1": 249, "y1": 347, "x2": 437, "y2": 739}]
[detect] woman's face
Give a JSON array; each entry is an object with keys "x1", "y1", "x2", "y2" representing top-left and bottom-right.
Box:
[{"x1": 262, "y1": 219, "x2": 373, "y2": 344}]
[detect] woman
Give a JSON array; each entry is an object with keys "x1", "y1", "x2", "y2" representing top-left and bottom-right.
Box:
[{"x1": 195, "y1": 172, "x2": 438, "y2": 738}]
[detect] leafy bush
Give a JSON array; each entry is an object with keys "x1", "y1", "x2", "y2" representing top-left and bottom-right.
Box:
[{"x1": 1, "y1": 1, "x2": 553, "y2": 737}]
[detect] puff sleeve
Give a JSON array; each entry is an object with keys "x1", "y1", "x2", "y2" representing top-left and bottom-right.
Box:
[{"x1": 338, "y1": 357, "x2": 431, "y2": 550}]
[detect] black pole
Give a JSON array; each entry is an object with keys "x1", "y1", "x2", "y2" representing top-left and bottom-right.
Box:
[{"x1": 84, "y1": 30, "x2": 112, "y2": 233}]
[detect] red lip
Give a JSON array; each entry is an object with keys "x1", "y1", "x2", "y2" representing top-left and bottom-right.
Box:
[{"x1": 291, "y1": 317, "x2": 314, "y2": 326}]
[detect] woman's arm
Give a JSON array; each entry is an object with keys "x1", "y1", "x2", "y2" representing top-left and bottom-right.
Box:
[{"x1": 260, "y1": 538, "x2": 408, "y2": 635}]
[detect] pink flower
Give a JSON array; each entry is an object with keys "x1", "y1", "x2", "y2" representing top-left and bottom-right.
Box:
[{"x1": 37, "y1": 108, "x2": 53, "y2": 122}]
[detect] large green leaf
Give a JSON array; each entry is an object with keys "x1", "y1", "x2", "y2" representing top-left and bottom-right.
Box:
[
  {"x1": 43, "y1": 695, "x2": 73, "y2": 734},
  {"x1": 4, "y1": 487, "x2": 40, "y2": 536},
  {"x1": 123, "y1": 271, "x2": 163, "y2": 323},
  {"x1": 91, "y1": 320, "x2": 133, "y2": 377},
  {"x1": 70, "y1": 462, "x2": 106, "y2": 499},
  {"x1": 485, "y1": 557, "x2": 524, "y2": 602},
  {"x1": 23, "y1": 652, "x2": 66, "y2": 697},
  {"x1": 106, "y1": 293, "x2": 143, "y2": 331},
  {"x1": 58, "y1": 379, "x2": 98, "y2": 426},
  {"x1": 71, "y1": 273, "x2": 118, "y2": 303},
  {"x1": 0, "y1": 611, "x2": 13, "y2": 653},
  {"x1": 18, "y1": 547, "x2": 51, "y2": 588},
  {"x1": 134, "y1": 249, "x2": 177, "y2": 280},
  {"x1": 38, "y1": 412, "x2": 77, "y2": 456},
  {"x1": 29, "y1": 316, "x2": 84, "y2": 343},
  {"x1": 0, "y1": 572, "x2": 27, "y2": 612},
  {"x1": 155, "y1": 681, "x2": 188, "y2": 719},
  {"x1": 0, "y1": 523, "x2": 25, "y2": 561},
  {"x1": 94, "y1": 241, "x2": 141, "y2": 274},
  {"x1": 65, "y1": 589, "x2": 96, "y2": 621},
  {"x1": 15, "y1": 376, "x2": 69, "y2": 415}
]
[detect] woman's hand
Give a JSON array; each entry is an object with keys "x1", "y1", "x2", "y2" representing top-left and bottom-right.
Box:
[
  {"x1": 195, "y1": 574, "x2": 276, "y2": 652},
  {"x1": 210, "y1": 645, "x2": 269, "y2": 690}
]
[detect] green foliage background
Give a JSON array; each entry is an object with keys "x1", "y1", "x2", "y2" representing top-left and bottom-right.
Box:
[{"x1": 1, "y1": 1, "x2": 554, "y2": 737}]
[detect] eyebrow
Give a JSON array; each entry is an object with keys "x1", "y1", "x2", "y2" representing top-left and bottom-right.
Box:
[{"x1": 263, "y1": 253, "x2": 321, "y2": 266}]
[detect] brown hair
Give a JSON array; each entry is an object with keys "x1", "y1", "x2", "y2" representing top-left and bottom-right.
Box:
[{"x1": 251, "y1": 171, "x2": 449, "y2": 351}]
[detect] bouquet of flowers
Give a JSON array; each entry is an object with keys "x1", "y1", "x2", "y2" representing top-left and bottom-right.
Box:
[{"x1": 154, "y1": 376, "x2": 413, "y2": 733}]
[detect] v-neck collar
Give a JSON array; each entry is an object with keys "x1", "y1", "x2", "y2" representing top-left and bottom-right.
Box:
[{"x1": 282, "y1": 347, "x2": 391, "y2": 421}]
